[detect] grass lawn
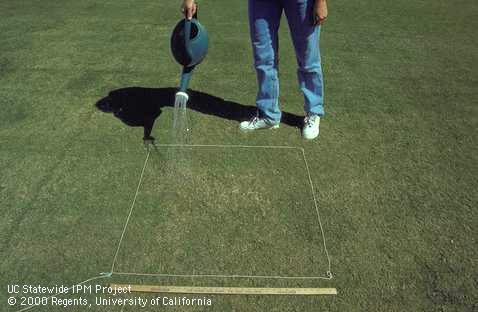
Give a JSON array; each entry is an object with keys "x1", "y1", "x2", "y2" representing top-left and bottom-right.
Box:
[{"x1": 1, "y1": 0, "x2": 477, "y2": 311}]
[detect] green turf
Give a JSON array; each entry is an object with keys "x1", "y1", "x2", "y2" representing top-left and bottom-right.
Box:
[
  {"x1": 1, "y1": 0, "x2": 477, "y2": 311},
  {"x1": 115, "y1": 147, "x2": 329, "y2": 279}
]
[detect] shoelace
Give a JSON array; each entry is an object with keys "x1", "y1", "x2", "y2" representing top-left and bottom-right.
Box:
[
  {"x1": 249, "y1": 115, "x2": 260, "y2": 125},
  {"x1": 304, "y1": 115, "x2": 316, "y2": 127}
]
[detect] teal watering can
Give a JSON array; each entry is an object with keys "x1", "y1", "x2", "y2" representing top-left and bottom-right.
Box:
[{"x1": 171, "y1": 17, "x2": 209, "y2": 92}]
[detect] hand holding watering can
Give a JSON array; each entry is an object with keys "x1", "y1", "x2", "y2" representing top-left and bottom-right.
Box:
[{"x1": 181, "y1": 0, "x2": 198, "y2": 21}]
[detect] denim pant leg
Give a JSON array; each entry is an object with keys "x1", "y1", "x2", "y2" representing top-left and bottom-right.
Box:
[
  {"x1": 283, "y1": 0, "x2": 325, "y2": 116},
  {"x1": 248, "y1": 0, "x2": 283, "y2": 123}
]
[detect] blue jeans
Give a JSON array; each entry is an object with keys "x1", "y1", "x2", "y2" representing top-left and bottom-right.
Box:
[{"x1": 249, "y1": 0, "x2": 324, "y2": 123}]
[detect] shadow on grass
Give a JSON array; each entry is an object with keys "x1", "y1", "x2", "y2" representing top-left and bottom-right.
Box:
[{"x1": 95, "y1": 87, "x2": 303, "y2": 140}]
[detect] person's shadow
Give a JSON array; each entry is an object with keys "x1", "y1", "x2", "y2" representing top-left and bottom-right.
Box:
[{"x1": 95, "y1": 87, "x2": 303, "y2": 141}]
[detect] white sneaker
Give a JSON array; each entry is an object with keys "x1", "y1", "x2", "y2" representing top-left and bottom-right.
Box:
[
  {"x1": 240, "y1": 116, "x2": 280, "y2": 132},
  {"x1": 303, "y1": 114, "x2": 320, "y2": 140}
]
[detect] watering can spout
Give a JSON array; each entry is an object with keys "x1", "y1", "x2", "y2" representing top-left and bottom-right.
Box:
[{"x1": 179, "y1": 66, "x2": 195, "y2": 92}]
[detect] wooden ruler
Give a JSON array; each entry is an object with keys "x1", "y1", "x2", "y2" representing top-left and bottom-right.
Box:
[{"x1": 110, "y1": 284, "x2": 337, "y2": 296}]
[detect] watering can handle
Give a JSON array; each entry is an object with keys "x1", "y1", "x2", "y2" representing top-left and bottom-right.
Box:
[
  {"x1": 184, "y1": 19, "x2": 191, "y2": 46},
  {"x1": 184, "y1": 6, "x2": 198, "y2": 46},
  {"x1": 193, "y1": 4, "x2": 198, "y2": 20},
  {"x1": 183, "y1": 19, "x2": 194, "y2": 69},
  {"x1": 179, "y1": 7, "x2": 198, "y2": 92}
]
